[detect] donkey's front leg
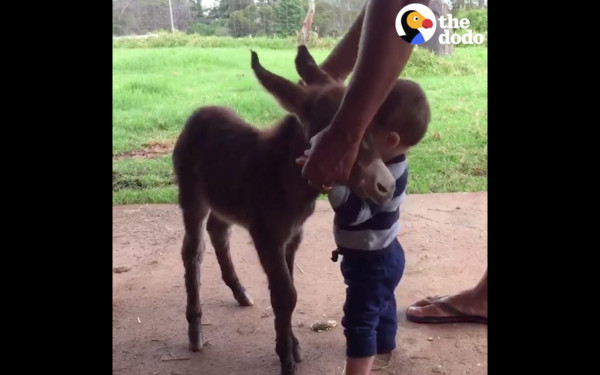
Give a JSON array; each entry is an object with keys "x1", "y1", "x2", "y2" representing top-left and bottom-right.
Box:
[
  {"x1": 180, "y1": 206, "x2": 209, "y2": 352},
  {"x1": 285, "y1": 229, "x2": 303, "y2": 363},
  {"x1": 252, "y1": 228, "x2": 298, "y2": 375}
]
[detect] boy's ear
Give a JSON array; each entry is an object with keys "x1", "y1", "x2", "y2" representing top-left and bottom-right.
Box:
[{"x1": 386, "y1": 132, "x2": 401, "y2": 148}]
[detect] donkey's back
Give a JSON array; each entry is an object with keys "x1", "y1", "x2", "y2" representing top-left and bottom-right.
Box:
[
  {"x1": 173, "y1": 105, "x2": 260, "y2": 180},
  {"x1": 173, "y1": 105, "x2": 309, "y2": 229}
]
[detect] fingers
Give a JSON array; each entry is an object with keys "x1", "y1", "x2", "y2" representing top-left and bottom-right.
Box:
[
  {"x1": 305, "y1": 178, "x2": 333, "y2": 194},
  {"x1": 295, "y1": 155, "x2": 308, "y2": 166},
  {"x1": 301, "y1": 159, "x2": 334, "y2": 190},
  {"x1": 298, "y1": 128, "x2": 340, "y2": 190},
  {"x1": 320, "y1": 184, "x2": 333, "y2": 193},
  {"x1": 295, "y1": 147, "x2": 312, "y2": 166},
  {"x1": 307, "y1": 174, "x2": 336, "y2": 192},
  {"x1": 308, "y1": 127, "x2": 327, "y2": 146},
  {"x1": 300, "y1": 153, "x2": 338, "y2": 189}
]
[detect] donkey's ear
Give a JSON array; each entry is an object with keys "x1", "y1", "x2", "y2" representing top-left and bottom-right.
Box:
[
  {"x1": 251, "y1": 50, "x2": 307, "y2": 115},
  {"x1": 295, "y1": 45, "x2": 333, "y2": 85}
]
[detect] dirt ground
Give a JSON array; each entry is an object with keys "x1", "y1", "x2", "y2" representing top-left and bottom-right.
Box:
[{"x1": 113, "y1": 192, "x2": 487, "y2": 375}]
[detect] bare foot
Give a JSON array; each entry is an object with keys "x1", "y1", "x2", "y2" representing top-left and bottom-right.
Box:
[
  {"x1": 405, "y1": 289, "x2": 487, "y2": 324},
  {"x1": 343, "y1": 356, "x2": 374, "y2": 375}
]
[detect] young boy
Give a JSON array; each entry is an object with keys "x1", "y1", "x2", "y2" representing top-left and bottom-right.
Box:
[{"x1": 326, "y1": 79, "x2": 430, "y2": 375}]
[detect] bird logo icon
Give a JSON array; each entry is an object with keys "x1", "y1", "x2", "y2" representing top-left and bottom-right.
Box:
[{"x1": 395, "y1": 4, "x2": 437, "y2": 45}]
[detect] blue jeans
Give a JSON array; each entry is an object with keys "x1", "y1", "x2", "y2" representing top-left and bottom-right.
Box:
[{"x1": 339, "y1": 240, "x2": 405, "y2": 358}]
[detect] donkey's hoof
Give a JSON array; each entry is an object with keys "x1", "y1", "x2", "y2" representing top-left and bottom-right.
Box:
[
  {"x1": 281, "y1": 361, "x2": 297, "y2": 375},
  {"x1": 189, "y1": 328, "x2": 204, "y2": 352},
  {"x1": 292, "y1": 345, "x2": 302, "y2": 363},
  {"x1": 189, "y1": 341, "x2": 203, "y2": 352},
  {"x1": 234, "y1": 289, "x2": 254, "y2": 307}
]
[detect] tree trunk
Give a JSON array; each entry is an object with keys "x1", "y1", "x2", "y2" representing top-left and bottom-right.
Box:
[
  {"x1": 298, "y1": 0, "x2": 315, "y2": 45},
  {"x1": 422, "y1": 0, "x2": 454, "y2": 56}
]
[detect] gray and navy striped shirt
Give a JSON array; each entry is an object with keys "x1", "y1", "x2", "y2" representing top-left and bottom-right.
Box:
[{"x1": 328, "y1": 154, "x2": 407, "y2": 252}]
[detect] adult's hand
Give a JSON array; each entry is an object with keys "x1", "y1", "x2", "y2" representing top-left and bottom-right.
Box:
[
  {"x1": 295, "y1": 151, "x2": 332, "y2": 194},
  {"x1": 300, "y1": 126, "x2": 361, "y2": 189}
]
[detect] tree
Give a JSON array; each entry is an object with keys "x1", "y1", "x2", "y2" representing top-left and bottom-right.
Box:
[
  {"x1": 112, "y1": 0, "x2": 193, "y2": 36},
  {"x1": 229, "y1": 4, "x2": 260, "y2": 36},
  {"x1": 218, "y1": 0, "x2": 254, "y2": 18},
  {"x1": 451, "y1": 0, "x2": 486, "y2": 11},
  {"x1": 257, "y1": 4, "x2": 275, "y2": 36},
  {"x1": 273, "y1": 0, "x2": 305, "y2": 36},
  {"x1": 190, "y1": 0, "x2": 203, "y2": 20},
  {"x1": 298, "y1": 0, "x2": 315, "y2": 44},
  {"x1": 421, "y1": 0, "x2": 454, "y2": 56},
  {"x1": 315, "y1": 0, "x2": 364, "y2": 37},
  {"x1": 172, "y1": 0, "x2": 193, "y2": 31},
  {"x1": 312, "y1": 1, "x2": 338, "y2": 37}
]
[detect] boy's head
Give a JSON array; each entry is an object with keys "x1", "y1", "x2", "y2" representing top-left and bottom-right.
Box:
[{"x1": 369, "y1": 79, "x2": 431, "y2": 161}]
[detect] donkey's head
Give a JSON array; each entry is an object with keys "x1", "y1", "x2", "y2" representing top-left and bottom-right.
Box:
[{"x1": 250, "y1": 46, "x2": 395, "y2": 204}]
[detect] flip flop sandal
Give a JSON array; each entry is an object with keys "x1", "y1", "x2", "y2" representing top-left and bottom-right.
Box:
[{"x1": 405, "y1": 300, "x2": 488, "y2": 324}]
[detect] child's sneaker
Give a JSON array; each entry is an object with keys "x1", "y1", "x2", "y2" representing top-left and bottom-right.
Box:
[{"x1": 371, "y1": 351, "x2": 393, "y2": 371}]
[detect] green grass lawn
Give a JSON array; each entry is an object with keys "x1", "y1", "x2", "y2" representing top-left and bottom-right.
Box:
[{"x1": 113, "y1": 45, "x2": 487, "y2": 204}]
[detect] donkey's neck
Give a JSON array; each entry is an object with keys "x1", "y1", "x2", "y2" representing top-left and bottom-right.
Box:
[{"x1": 266, "y1": 115, "x2": 320, "y2": 201}]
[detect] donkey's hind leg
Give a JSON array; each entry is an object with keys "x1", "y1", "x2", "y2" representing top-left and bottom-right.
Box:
[{"x1": 207, "y1": 214, "x2": 254, "y2": 306}]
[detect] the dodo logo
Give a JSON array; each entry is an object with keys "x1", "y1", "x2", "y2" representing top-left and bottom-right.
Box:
[{"x1": 395, "y1": 3, "x2": 436, "y2": 45}]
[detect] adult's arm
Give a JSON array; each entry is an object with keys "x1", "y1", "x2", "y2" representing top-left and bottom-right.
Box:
[{"x1": 301, "y1": 0, "x2": 430, "y2": 187}]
